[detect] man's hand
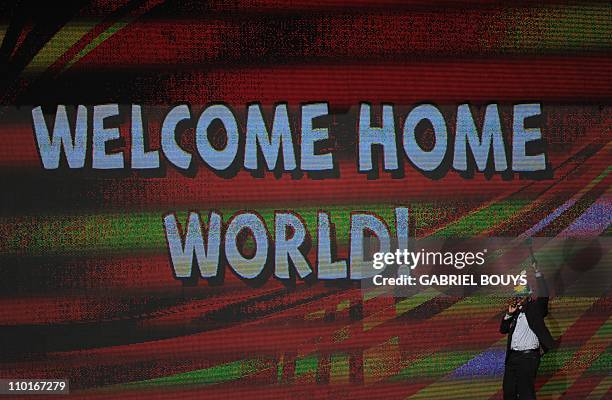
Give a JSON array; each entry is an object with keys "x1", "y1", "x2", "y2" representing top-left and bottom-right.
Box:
[{"x1": 531, "y1": 261, "x2": 543, "y2": 278}]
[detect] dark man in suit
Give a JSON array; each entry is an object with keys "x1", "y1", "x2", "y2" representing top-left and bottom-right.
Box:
[{"x1": 500, "y1": 262, "x2": 554, "y2": 400}]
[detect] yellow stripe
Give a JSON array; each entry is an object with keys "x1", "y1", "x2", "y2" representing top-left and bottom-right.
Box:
[{"x1": 22, "y1": 22, "x2": 99, "y2": 75}]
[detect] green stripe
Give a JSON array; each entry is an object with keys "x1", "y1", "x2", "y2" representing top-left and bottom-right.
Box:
[
  {"x1": 295, "y1": 354, "x2": 319, "y2": 377},
  {"x1": 586, "y1": 346, "x2": 611, "y2": 374},
  {"x1": 2, "y1": 202, "x2": 475, "y2": 256},
  {"x1": 390, "y1": 351, "x2": 475, "y2": 381},
  {"x1": 506, "y1": 5, "x2": 612, "y2": 52},
  {"x1": 61, "y1": 21, "x2": 130, "y2": 72},
  {"x1": 435, "y1": 200, "x2": 528, "y2": 237},
  {"x1": 118, "y1": 358, "x2": 263, "y2": 389}
]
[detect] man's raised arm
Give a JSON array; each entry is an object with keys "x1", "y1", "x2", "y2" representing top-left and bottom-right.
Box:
[{"x1": 532, "y1": 262, "x2": 549, "y2": 317}]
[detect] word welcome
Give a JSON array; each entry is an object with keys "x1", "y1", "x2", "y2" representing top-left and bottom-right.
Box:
[{"x1": 32, "y1": 102, "x2": 547, "y2": 175}]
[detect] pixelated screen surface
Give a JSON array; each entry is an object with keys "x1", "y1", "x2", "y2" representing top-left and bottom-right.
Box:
[{"x1": 0, "y1": 2, "x2": 610, "y2": 399}]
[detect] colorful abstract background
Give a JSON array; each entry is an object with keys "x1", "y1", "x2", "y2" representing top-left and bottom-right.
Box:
[{"x1": 0, "y1": 1, "x2": 610, "y2": 399}]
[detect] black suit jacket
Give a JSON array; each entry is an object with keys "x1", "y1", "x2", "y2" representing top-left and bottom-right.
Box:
[{"x1": 500, "y1": 273, "x2": 554, "y2": 361}]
